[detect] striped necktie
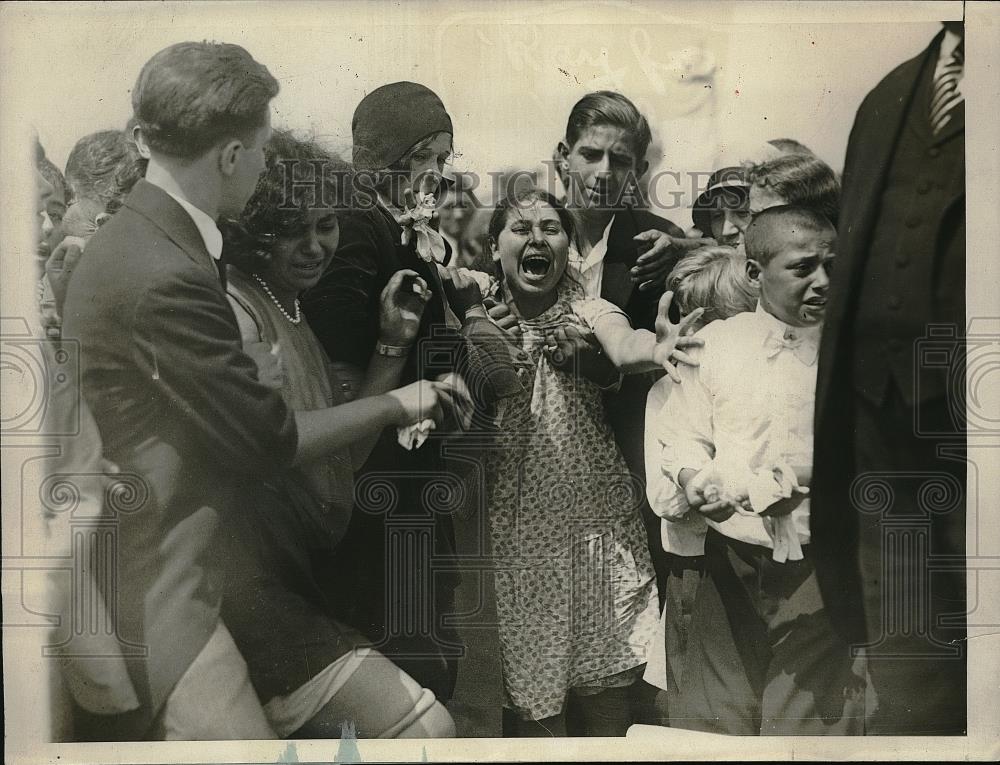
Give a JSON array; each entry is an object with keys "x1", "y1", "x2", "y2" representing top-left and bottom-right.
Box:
[{"x1": 929, "y1": 40, "x2": 964, "y2": 135}]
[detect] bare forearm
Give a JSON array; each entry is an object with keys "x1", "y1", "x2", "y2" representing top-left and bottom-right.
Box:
[
  {"x1": 293, "y1": 395, "x2": 401, "y2": 466},
  {"x1": 603, "y1": 328, "x2": 662, "y2": 374}
]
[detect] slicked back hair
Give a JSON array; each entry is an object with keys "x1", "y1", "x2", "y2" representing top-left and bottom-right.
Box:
[{"x1": 132, "y1": 41, "x2": 279, "y2": 161}]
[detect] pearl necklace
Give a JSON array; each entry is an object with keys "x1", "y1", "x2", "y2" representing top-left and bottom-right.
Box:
[{"x1": 252, "y1": 273, "x2": 301, "y2": 324}]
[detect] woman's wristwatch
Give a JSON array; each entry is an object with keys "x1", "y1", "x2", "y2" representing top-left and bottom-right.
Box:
[{"x1": 375, "y1": 340, "x2": 411, "y2": 357}]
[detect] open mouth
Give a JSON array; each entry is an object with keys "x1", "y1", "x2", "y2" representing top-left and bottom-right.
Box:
[
  {"x1": 520, "y1": 250, "x2": 552, "y2": 279},
  {"x1": 293, "y1": 261, "x2": 323, "y2": 277}
]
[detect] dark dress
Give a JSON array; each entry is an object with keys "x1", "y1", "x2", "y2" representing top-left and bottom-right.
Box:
[{"x1": 301, "y1": 202, "x2": 467, "y2": 701}]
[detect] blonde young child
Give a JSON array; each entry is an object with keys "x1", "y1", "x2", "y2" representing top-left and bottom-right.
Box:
[{"x1": 641, "y1": 246, "x2": 758, "y2": 701}]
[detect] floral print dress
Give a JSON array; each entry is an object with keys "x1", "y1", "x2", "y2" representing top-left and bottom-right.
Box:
[{"x1": 483, "y1": 281, "x2": 660, "y2": 720}]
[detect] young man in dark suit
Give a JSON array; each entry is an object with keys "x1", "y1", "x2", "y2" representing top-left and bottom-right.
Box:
[
  {"x1": 61, "y1": 45, "x2": 456, "y2": 740},
  {"x1": 811, "y1": 22, "x2": 966, "y2": 735},
  {"x1": 551, "y1": 91, "x2": 712, "y2": 610},
  {"x1": 545, "y1": 91, "x2": 713, "y2": 725}
]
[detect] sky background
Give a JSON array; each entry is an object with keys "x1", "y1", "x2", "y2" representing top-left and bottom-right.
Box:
[{"x1": 6, "y1": 0, "x2": 954, "y2": 226}]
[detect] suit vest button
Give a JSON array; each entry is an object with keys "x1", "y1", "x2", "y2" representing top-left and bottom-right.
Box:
[
  {"x1": 887, "y1": 295, "x2": 902, "y2": 310},
  {"x1": 917, "y1": 179, "x2": 931, "y2": 194},
  {"x1": 928, "y1": 146, "x2": 941, "y2": 158}
]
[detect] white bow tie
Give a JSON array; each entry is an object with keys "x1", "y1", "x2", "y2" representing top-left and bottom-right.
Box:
[{"x1": 763, "y1": 328, "x2": 818, "y2": 365}]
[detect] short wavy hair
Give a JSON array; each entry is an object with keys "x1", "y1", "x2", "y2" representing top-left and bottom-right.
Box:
[
  {"x1": 748, "y1": 153, "x2": 840, "y2": 226},
  {"x1": 666, "y1": 245, "x2": 758, "y2": 326},
  {"x1": 222, "y1": 129, "x2": 353, "y2": 274},
  {"x1": 65, "y1": 130, "x2": 145, "y2": 213},
  {"x1": 132, "y1": 41, "x2": 279, "y2": 160},
  {"x1": 565, "y1": 91, "x2": 652, "y2": 160}
]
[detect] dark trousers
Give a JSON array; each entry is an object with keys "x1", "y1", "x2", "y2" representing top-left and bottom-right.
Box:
[
  {"x1": 852, "y1": 386, "x2": 967, "y2": 735},
  {"x1": 669, "y1": 531, "x2": 868, "y2": 735}
]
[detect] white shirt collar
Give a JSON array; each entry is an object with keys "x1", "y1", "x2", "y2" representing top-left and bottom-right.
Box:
[
  {"x1": 155, "y1": 185, "x2": 224, "y2": 260},
  {"x1": 754, "y1": 300, "x2": 821, "y2": 365},
  {"x1": 574, "y1": 214, "x2": 616, "y2": 273},
  {"x1": 936, "y1": 28, "x2": 964, "y2": 97}
]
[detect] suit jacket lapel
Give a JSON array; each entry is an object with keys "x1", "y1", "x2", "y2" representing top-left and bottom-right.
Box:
[
  {"x1": 932, "y1": 100, "x2": 965, "y2": 145},
  {"x1": 124, "y1": 179, "x2": 218, "y2": 281},
  {"x1": 601, "y1": 213, "x2": 638, "y2": 308}
]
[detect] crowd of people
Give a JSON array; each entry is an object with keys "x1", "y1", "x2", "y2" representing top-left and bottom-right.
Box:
[{"x1": 32, "y1": 24, "x2": 966, "y2": 742}]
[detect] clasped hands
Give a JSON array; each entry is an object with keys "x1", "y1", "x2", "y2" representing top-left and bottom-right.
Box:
[{"x1": 680, "y1": 459, "x2": 810, "y2": 523}]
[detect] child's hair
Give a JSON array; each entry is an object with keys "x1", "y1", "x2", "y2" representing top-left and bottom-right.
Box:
[
  {"x1": 486, "y1": 186, "x2": 577, "y2": 284},
  {"x1": 666, "y1": 246, "x2": 758, "y2": 325},
  {"x1": 743, "y1": 205, "x2": 835, "y2": 266},
  {"x1": 748, "y1": 154, "x2": 840, "y2": 226},
  {"x1": 564, "y1": 91, "x2": 652, "y2": 160}
]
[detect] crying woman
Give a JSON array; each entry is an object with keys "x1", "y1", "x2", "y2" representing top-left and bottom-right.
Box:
[{"x1": 479, "y1": 186, "x2": 703, "y2": 737}]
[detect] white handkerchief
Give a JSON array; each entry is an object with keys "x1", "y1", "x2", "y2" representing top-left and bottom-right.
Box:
[{"x1": 397, "y1": 418, "x2": 436, "y2": 450}]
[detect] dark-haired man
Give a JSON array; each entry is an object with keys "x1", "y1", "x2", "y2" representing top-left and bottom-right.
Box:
[{"x1": 551, "y1": 91, "x2": 712, "y2": 617}]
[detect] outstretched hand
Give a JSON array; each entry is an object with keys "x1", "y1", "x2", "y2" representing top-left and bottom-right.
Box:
[{"x1": 651, "y1": 291, "x2": 705, "y2": 382}]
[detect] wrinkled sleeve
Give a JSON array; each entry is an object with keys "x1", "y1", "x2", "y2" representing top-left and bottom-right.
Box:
[
  {"x1": 572, "y1": 296, "x2": 630, "y2": 333},
  {"x1": 657, "y1": 346, "x2": 715, "y2": 499},
  {"x1": 131, "y1": 272, "x2": 297, "y2": 475}
]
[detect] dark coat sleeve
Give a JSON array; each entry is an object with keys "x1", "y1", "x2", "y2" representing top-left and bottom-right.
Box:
[
  {"x1": 130, "y1": 270, "x2": 298, "y2": 475},
  {"x1": 303, "y1": 208, "x2": 386, "y2": 368}
]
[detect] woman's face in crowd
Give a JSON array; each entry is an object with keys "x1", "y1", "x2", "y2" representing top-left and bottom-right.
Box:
[
  {"x1": 558, "y1": 124, "x2": 647, "y2": 211},
  {"x1": 710, "y1": 208, "x2": 751, "y2": 247},
  {"x1": 405, "y1": 132, "x2": 453, "y2": 199},
  {"x1": 492, "y1": 200, "x2": 570, "y2": 300},
  {"x1": 260, "y1": 208, "x2": 340, "y2": 295},
  {"x1": 752, "y1": 226, "x2": 835, "y2": 327}
]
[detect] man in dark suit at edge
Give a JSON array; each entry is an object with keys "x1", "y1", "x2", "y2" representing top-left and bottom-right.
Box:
[{"x1": 811, "y1": 21, "x2": 967, "y2": 735}]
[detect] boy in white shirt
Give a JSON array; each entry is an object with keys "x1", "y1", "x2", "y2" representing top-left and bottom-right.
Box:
[
  {"x1": 653, "y1": 206, "x2": 867, "y2": 734},
  {"x1": 642, "y1": 246, "x2": 758, "y2": 702}
]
